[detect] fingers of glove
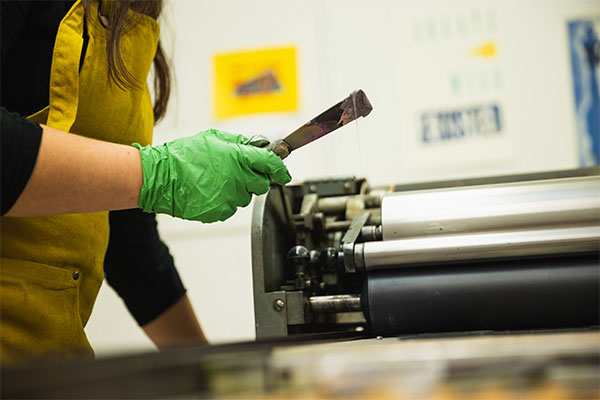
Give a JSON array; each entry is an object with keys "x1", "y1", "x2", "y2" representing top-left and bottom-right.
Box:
[
  {"x1": 217, "y1": 205, "x2": 238, "y2": 222},
  {"x1": 236, "y1": 189, "x2": 253, "y2": 208},
  {"x1": 196, "y1": 203, "x2": 238, "y2": 223},
  {"x1": 203, "y1": 129, "x2": 249, "y2": 145},
  {"x1": 244, "y1": 170, "x2": 271, "y2": 196},
  {"x1": 238, "y1": 145, "x2": 292, "y2": 185},
  {"x1": 200, "y1": 182, "x2": 252, "y2": 222},
  {"x1": 213, "y1": 192, "x2": 250, "y2": 221}
]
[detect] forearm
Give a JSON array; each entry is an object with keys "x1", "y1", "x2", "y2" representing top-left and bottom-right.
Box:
[
  {"x1": 5, "y1": 124, "x2": 142, "y2": 217},
  {"x1": 141, "y1": 295, "x2": 208, "y2": 348}
]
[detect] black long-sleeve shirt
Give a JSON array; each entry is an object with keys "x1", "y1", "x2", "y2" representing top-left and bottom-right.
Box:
[
  {"x1": 0, "y1": 107, "x2": 42, "y2": 214},
  {"x1": 0, "y1": 0, "x2": 185, "y2": 326}
]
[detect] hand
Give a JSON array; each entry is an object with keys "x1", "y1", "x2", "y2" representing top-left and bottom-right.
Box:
[{"x1": 133, "y1": 129, "x2": 291, "y2": 222}]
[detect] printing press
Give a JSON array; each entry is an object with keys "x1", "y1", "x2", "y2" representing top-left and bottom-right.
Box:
[
  {"x1": 252, "y1": 167, "x2": 600, "y2": 338},
  {"x1": 3, "y1": 167, "x2": 599, "y2": 399}
]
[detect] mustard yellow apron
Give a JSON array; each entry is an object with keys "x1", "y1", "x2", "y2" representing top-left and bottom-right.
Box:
[{"x1": 0, "y1": 0, "x2": 159, "y2": 363}]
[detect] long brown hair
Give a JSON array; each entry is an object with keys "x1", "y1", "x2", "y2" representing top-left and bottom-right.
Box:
[{"x1": 83, "y1": 0, "x2": 171, "y2": 123}]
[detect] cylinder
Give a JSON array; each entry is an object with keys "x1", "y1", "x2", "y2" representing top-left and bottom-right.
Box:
[
  {"x1": 360, "y1": 226, "x2": 382, "y2": 242},
  {"x1": 362, "y1": 255, "x2": 600, "y2": 335},
  {"x1": 381, "y1": 175, "x2": 600, "y2": 240},
  {"x1": 358, "y1": 226, "x2": 600, "y2": 270},
  {"x1": 309, "y1": 294, "x2": 362, "y2": 313}
]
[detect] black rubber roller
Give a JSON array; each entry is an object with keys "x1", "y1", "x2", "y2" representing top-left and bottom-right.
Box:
[{"x1": 362, "y1": 255, "x2": 600, "y2": 336}]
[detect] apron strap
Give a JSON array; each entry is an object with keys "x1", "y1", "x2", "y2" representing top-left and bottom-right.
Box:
[{"x1": 47, "y1": 0, "x2": 85, "y2": 132}]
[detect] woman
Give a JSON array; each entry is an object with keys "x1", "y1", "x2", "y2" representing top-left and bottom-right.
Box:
[{"x1": 0, "y1": 0, "x2": 290, "y2": 363}]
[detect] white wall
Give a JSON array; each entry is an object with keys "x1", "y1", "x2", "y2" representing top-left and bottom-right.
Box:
[{"x1": 86, "y1": 0, "x2": 600, "y2": 356}]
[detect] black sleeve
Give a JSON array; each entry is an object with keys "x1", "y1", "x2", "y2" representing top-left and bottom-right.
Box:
[
  {"x1": 104, "y1": 209, "x2": 187, "y2": 326},
  {"x1": 1, "y1": 107, "x2": 42, "y2": 215}
]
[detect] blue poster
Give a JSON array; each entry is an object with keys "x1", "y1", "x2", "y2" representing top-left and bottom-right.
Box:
[{"x1": 568, "y1": 20, "x2": 600, "y2": 167}]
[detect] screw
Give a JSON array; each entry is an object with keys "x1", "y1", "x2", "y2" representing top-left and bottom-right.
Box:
[{"x1": 273, "y1": 299, "x2": 285, "y2": 312}]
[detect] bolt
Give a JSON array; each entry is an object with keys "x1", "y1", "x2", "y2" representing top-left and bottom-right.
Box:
[{"x1": 273, "y1": 299, "x2": 285, "y2": 312}]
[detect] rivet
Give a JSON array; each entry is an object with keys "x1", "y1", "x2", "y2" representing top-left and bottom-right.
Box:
[
  {"x1": 273, "y1": 299, "x2": 285, "y2": 312},
  {"x1": 72, "y1": 271, "x2": 80, "y2": 281}
]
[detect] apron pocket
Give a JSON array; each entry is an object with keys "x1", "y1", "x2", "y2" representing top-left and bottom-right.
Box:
[{"x1": 0, "y1": 258, "x2": 93, "y2": 364}]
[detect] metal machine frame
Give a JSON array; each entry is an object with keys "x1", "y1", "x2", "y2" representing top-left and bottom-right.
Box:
[{"x1": 251, "y1": 168, "x2": 600, "y2": 339}]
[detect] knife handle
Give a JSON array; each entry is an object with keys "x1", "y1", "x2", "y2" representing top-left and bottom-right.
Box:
[
  {"x1": 267, "y1": 139, "x2": 291, "y2": 160},
  {"x1": 247, "y1": 135, "x2": 290, "y2": 160}
]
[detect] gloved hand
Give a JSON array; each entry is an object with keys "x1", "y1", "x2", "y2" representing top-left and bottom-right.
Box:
[{"x1": 132, "y1": 129, "x2": 291, "y2": 222}]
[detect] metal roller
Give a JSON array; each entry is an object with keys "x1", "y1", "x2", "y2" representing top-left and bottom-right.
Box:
[
  {"x1": 309, "y1": 295, "x2": 362, "y2": 313},
  {"x1": 362, "y1": 255, "x2": 600, "y2": 335},
  {"x1": 355, "y1": 225, "x2": 600, "y2": 270},
  {"x1": 381, "y1": 175, "x2": 600, "y2": 240}
]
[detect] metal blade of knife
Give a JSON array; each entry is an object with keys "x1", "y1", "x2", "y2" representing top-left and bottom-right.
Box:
[
  {"x1": 252, "y1": 89, "x2": 373, "y2": 159},
  {"x1": 246, "y1": 90, "x2": 372, "y2": 243}
]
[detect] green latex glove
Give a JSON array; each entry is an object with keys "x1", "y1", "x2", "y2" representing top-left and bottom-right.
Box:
[{"x1": 132, "y1": 129, "x2": 291, "y2": 223}]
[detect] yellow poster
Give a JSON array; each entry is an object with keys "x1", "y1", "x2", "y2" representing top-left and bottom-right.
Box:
[{"x1": 213, "y1": 46, "x2": 298, "y2": 119}]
